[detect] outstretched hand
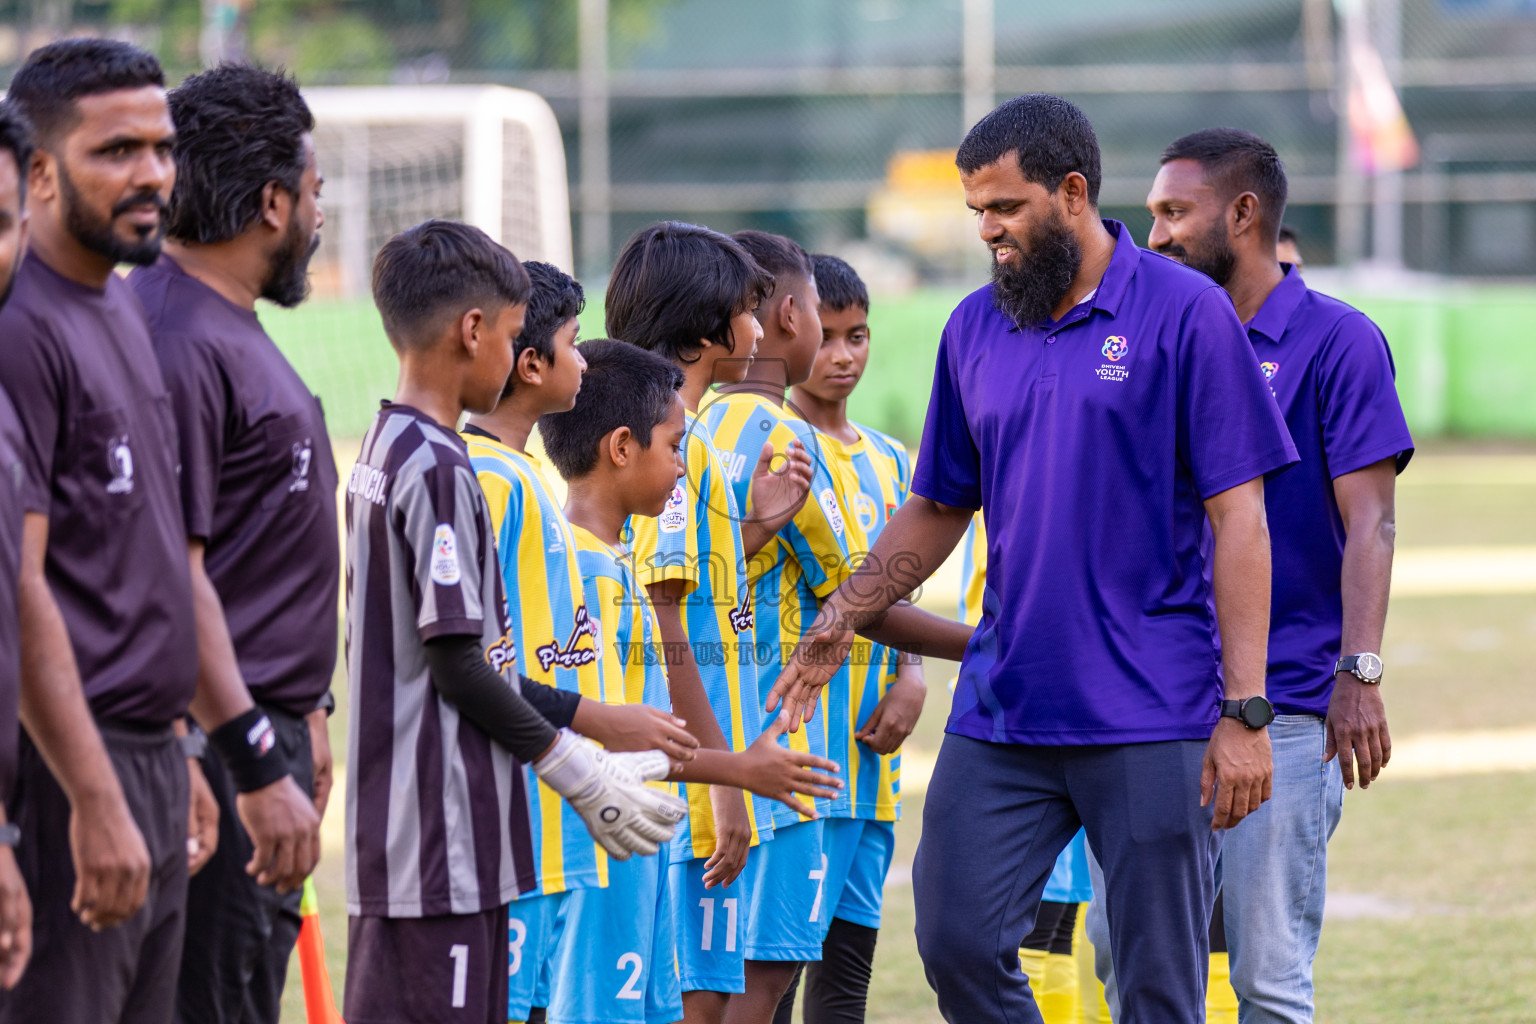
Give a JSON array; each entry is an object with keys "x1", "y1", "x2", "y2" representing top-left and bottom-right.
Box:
[
  {"x1": 767, "y1": 604, "x2": 854, "y2": 732},
  {"x1": 748, "y1": 439, "x2": 813, "y2": 534},
  {"x1": 740, "y1": 711, "x2": 843, "y2": 819}
]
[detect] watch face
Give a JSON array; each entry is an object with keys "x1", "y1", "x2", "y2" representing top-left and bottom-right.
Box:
[
  {"x1": 1357, "y1": 653, "x2": 1383, "y2": 680},
  {"x1": 1240, "y1": 696, "x2": 1275, "y2": 729}
]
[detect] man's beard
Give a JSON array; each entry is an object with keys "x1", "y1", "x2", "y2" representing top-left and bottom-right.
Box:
[
  {"x1": 989, "y1": 212, "x2": 1083, "y2": 328},
  {"x1": 1155, "y1": 218, "x2": 1236, "y2": 287},
  {"x1": 58, "y1": 163, "x2": 165, "y2": 266},
  {"x1": 260, "y1": 214, "x2": 320, "y2": 308}
]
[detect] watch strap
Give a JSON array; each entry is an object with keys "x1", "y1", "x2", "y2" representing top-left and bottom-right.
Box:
[{"x1": 0, "y1": 822, "x2": 20, "y2": 847}]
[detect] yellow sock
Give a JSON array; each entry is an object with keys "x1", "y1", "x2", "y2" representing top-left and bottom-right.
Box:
[
  {"x1": 1020, "y1": 947, "x2": 1050, "y2": 1013},
  {"x1": 1040, "y1": 951, "x2": 1080, "y2": 1023},
  {"x1": 1072, "y1": 908, "x2": 1113, "y2": 1024},
  {"x1": 1206, "y1": 951, "x2": 1238, "y2": 1023}
]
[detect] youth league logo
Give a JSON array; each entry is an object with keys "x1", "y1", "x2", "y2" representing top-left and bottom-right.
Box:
[
  {"x1": 659, "y1": 483, "x2": 687, "y2": 534},
  {"x1": 818, "y1": 487, "x2": 846, "y2": 537},
  {"x1": 106, "y1": 435, "x2": 134, "y2": 495},
  {"x1": 1096, "y1": 335, "x2": 1131, "y2": 383},
  {"x1": 429, "y1": 523, "x2": 461, "y2": 585},
  {"x1": 1260, "y1": 361, "x2": 1280, "y2": 381},
  {"x1": 288, "y1": 439, "x2": 313, "y2": 493}
]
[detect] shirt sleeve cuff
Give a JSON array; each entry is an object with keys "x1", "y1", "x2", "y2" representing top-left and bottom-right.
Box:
[
  {"x1": 1327, "y1": 437, "x2": 1416, "y2": 480},
  {"x1": 910, "y1": 478, "x2": 981, "y2": 511},
  {"x1": 419, "y1": 617, "x2": 485, "y2": 642},
  {"x1": 1197, "y1": 446, "x2": 1300, "y2": 501},
  {"x1": 635, "y1": 563, "x2": 700, "y2": 595}
]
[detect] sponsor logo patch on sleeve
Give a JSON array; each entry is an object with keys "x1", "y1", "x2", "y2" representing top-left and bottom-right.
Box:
[
  {"x1": 659, "y1": 483, "x2": 688, "y2": 533},
  {"x1": 818, "y1": 487, "x2": 845, "y2": 536},
  {"x1": 430, "y1": 523, "x2": 461, "y2": 585}
]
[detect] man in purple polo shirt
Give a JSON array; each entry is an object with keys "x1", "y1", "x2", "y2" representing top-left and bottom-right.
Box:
[
  {"x1": 0, "y1": 102, "x2": 36, "y2": 993},
  {"x1": 128, "y1": 65, "x2": 336, "y2": 1024},
  {"x1": 0, "y1": 40, "x2": 200, "y2": 1024},
  {"x1": 1146, "y1": 128, "x2": 1411, "y2": 1024},
  {"x1": 770, "y1": 94, "x2": 1297, "y2": 1022}
]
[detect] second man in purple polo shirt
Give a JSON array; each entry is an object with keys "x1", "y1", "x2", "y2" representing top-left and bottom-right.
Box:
[
  {"x1": 771, "y1": 94, "x2": 1297, "y2": 1022},
  {"x1": 1145, "y1": 128, "x2": 1412, "y2": 1024},
  {"x1": 128, "y1": 65, "x2": 337, "y2": 1024}
]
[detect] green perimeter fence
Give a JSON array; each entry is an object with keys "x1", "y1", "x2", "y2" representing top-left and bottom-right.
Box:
[{"x1": 265, "y1": 287, "x2": 1536, "y2": 444}]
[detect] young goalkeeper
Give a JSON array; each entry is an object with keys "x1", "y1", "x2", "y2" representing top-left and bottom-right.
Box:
[
  {"x1": 460, "y1": 260, "x2": 698, "y2": 1024},
  {"x1": 538, "y1": 338, "x2": 844, "y2": 1024},
  {"x1": 343, "y1": 220, "x2": 685, "y2": 1024}
]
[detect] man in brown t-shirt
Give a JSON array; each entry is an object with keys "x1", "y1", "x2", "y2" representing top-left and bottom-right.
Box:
[{"x1": 0, "y1": 39, "x2": 197, "y2": 1024}]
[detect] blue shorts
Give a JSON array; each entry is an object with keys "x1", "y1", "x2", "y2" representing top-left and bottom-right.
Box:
[
  {"x1": 668, "y1": 852, "x2": 753, "y2": 994},
  {"x1": 744, "y1": 818, "x2": 826, "y2": 962},
  {"x1": 818, "y1": 818, "x2": 895, "y2": 935},
  {"x1": 508, "y1": 892, "x2": 566, "y2": 1020},
  {"x1": 546, "y1": 855, "x2": 682, "y2": 1024}
]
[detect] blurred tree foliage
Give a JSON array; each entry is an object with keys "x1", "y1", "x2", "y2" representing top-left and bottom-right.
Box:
[{"x1": 0, "y1": 0, "x2": 676, "y2": 80}]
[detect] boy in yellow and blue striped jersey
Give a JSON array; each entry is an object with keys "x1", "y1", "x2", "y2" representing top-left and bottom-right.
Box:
[
  {"x1": 768, "y1": 254, "x2": 928, "y2": 1023},
  {"x1": 540, "y1": 338, "x2": 841, "y2": 1024},
  {"x1": 462, "y1": 262, "x2": 699, "y2": 1024},
  {"x1": 709, "y1": 232, "x2": 970, "y2": 1021},
  {"x1": 606, "y1": 222, "x2": 819, "y2": 1024}
]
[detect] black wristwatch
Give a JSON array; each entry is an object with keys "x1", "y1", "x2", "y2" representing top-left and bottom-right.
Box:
[
  {"x1": 0, "y1": 823, "x2": 19, "y2": 847},
  {"x1": 1220, "y1": 695, "x2": 1275, "y2": 730},
  {"x1": 1335, "y1": 653, "x2": 1384, "y2": 685}
]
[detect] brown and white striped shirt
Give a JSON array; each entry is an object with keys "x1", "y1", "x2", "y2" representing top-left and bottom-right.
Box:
[{"x1": 344, "y1": 402, "x2": 533, "y2": 918}]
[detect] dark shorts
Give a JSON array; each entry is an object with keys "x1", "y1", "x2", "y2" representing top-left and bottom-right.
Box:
[
  {"x1": 176, "y1": 705, "x2": 315, "y2": 1024},
  {"x1": 345, "y1": 905, "x2": 510, "y2": 1024},
  {"x1": 0, "y1": 720, "x2": 190, "y2": 1024}
]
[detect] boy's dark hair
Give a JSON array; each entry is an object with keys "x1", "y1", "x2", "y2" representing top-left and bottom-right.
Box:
[
  {"x1": 505, "y1": 260, "x2": 585, "y2": 396},
  {"x1": 956, "y1": 94, "x2": 1102, "y2": 206},
  {"x1": 166, "y1": 64, "x2": 315, "y2": 245},
  {"x1": 539, "y1": 339, "x2": 684, "y2": 479},
  {"x1": 606, "y1": 221, "x2": 772, "y2": 364},
  {"x1": 6, "y1": 38, "x2": 165, "y2": 146},
  {"x1": 810, "y1": 254, "x2": 868, "y2": 313},
  {"x1": 371, "y1": 220, "x2": 531, "y2": 350},
  {"x1": 1278, "y1": 224, "x2": 1299, "y2": 245},
  {"x1": 0, "y1": 103, "x2": 34, "y2": 205},
  {"x1": 1161, "y1": 128, "x2": 1289, "y2": 241},
  {"x1": 731, "y1": 231, "x2": 813, "y2": 310}
]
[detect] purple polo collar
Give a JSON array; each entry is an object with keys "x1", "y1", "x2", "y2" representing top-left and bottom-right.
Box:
[{"x1": 1246, "y1": 264, "x2": 1308, "y2": 344}]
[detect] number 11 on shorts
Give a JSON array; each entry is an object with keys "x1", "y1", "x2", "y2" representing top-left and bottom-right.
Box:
[{"x1": 698, "y1": 897, "x2": 738, "y2": 952}]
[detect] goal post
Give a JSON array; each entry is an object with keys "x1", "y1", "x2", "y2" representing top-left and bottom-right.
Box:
[{"x1": 262, "y1": 85, "x2": 573, "y2": 438}]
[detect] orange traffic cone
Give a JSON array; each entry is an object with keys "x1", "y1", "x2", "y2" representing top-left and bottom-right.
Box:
[{"x1": 299, "y1": 877, "x2": 346, "y2": 1024}]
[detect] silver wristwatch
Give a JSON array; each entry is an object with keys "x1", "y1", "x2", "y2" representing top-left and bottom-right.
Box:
[{"x1": 1335, "y1": 653, "x2": 1384, "y2": 685}]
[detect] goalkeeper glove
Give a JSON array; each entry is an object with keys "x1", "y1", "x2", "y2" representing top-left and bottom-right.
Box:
[{"x1": 533, "y1": 729, "x2": 687, "y2": 859}]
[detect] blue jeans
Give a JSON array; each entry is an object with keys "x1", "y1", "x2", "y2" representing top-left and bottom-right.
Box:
[
  {"x1": 1086, "y1": 716, "x2": 1345, "y2": 1024},
  {"x1": 1221, "y1": 715, "x2": 1344, "y2": 1024},
  {"x1": 913, "y1": 734, "x2": 1218, "y2": 1024}
]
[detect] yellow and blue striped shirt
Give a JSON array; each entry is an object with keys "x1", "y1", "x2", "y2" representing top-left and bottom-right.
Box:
[
  {"x1": 703, "y1": 390, "x2": 871, "y2": 828},
  {"x1": 628, "y1": 411, "x2": 774, "y2": 861},
  {"x1": 820, "y1": 425, "x2": 910, "y2": 822},
  {"x1": 958, "y1": 513, "x2": 987, "y2": 629},
  {"x1": 464, "y1": 430, "x2": 609, "y2": 897},
  {"x1": 572, "y1": 525, "x2": 680, "y2": 802}
]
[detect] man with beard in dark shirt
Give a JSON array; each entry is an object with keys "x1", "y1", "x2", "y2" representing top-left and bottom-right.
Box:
[
  {"x1": 0, "y1": 39, "x2": 200, "y2": 1024},
  {"x1": 0, "y1": 101, "x2": 37, "y2": 996},
  {"x1": 127, "y1": 64, "x2": 335, "y2": 1024}
]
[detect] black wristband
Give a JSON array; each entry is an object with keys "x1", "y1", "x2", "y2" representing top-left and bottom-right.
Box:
[{"x1": 208, "y1": 708, "x2": 289, "y2": 793}]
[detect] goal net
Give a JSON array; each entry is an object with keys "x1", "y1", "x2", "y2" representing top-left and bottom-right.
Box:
[{"x1": 264, "y1": 85, "x2": 573, "y2": 439}]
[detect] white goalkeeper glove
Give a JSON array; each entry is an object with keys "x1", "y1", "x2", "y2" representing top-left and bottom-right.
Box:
[{"x1": 533, "y1": 729, "x2": 687, "y2": 859}]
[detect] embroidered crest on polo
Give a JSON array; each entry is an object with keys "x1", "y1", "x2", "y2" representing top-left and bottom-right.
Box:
[
  {"x1": 429, "y1": 523, "x2": 461, "y2": 585},
  {"x1": 1096, "y1": 336, "x2": 1131, "y2": 382},
  {"x1": 1260, "y1": 361, "x2": 1279, "y2": 381},
  {"x1": 106, "y1": 434, "x2": 134, "y2": 494},
  {"x1": 288, "y1": 438, "x2": 313, "y2": 493}
]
